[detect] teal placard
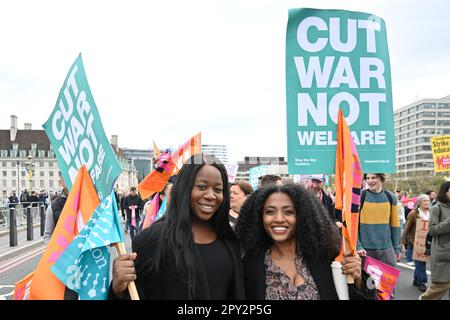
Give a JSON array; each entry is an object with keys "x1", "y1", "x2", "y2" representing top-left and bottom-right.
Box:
[
  {"x1": 43, "y1": 54, "x2": 122, "y2": 200},
  {"x1": 286, "y1": 8, "x2": 396, "y2": 174},
  {"x1": 248, "y1": 165, "x2": 268, "y2": 190}
]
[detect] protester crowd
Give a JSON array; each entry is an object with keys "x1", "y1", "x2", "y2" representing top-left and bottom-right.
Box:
[
  {"x1": 1, "y1": 189, "x2": 54, "y2": 211},
  {"x1": 104, "y1": 154, "x2": 450, "y2": 301}
]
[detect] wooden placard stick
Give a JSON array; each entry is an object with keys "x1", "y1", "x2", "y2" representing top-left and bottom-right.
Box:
[{"x1": 114, "y1": 242, "x2": 140, "y2": 300}]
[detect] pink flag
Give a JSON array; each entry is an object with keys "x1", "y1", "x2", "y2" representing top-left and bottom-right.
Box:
[
  {"x1": 130, "y1": 205, "x2": 137, "y2": 227},
  {"x1": 363, "y1": 256, "x2": 400, "y2": 300},
  {"x1": 141, "y1": 193, "x2": 160, "y2": 230}
]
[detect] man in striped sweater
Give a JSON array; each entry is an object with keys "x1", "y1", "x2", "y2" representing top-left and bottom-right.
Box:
[{"x1": 357, "y1": 173, "x2": 401, "y2": 271}]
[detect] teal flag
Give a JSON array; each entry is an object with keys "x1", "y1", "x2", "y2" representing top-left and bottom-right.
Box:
[
  {"x1": 51, "y1": 192, "x2": 124, "y2": 300},
  {"x1": 286, "y1": 9, "x2": 396, "y2": 174},
  {"x1": 43, "y1": 54, "x2": 122, "y2": 200},
  {"x1": 155, "y1": 196, "x2": 168, "y2": 221}
]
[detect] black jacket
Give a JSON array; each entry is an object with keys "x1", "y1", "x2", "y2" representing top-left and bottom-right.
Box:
[
  {"x1": 124, "y1": 195, "x2": 143, "y2": 220},
  {"x1": 243, "y1": 250, "x2": 375, "y2": 300},
  {"x1": 110, "y1": 220, "x2": 245, "y2": 300},
  {"x1": 320, "y1": 189, "x2": 338, "y2": 222}
]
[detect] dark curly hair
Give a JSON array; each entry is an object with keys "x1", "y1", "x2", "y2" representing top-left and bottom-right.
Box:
[
  {"x1": 235, "y1": 183, "x2": 341, "y2": 262},
  {"x1": 437, "y1": 181, "x2": 450, "y2": 203}
]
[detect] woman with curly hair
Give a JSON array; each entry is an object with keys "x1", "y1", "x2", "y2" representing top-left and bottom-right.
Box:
[
  {"x1": 110, "y1": 154, "x2": 245, "y2": 300},
  {"x1": 235, "y1": 183, "x2": 375, "y2": 300}
]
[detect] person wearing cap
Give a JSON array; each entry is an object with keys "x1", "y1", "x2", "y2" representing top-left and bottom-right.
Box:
[{"x1": 306, "y1": 174, "x2": 341, "y2": 227}]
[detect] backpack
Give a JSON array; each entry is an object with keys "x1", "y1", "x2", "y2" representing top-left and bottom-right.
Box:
[
  {"x1": 20, "y1": 192, "x2": 28, "y2": 202},
  {"x1": 51, "y1": 195, "x2": 68, "y2": 226},
  {"x1": 360, "y1": 189, "x2": 395, "y2": 212},
  {"x1": 424, "y1": 205, "x2": 442, "y2": 256}
]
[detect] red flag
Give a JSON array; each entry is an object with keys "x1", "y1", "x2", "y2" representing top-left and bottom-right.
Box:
[
  {"x1": 335, "y1": 110, "x2": 363, "y2": 261},
  {"x1": 138, "y1": 133, "x2": 201, "y2": 199},
  {"x1": 29, "y1": 165, "x2": 100, "y2": 299}
]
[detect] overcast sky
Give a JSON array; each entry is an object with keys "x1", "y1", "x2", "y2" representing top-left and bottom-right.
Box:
[{"x1": 1, "y1": 0, "x2": 450, "y2": 163}]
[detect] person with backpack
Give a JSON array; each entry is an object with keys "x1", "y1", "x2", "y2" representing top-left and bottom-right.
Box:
[
  {"x1": 20, "y1": 189, "x2": 30, "y2": 208},
  {"x1": 357, "y1": 173, "x2": 401, "y2": 296},
  {"x1": 420, "y1": 181, "x2": 450, "y2": 300},
  {"x1": 43, "y1": 185, "x2": 68, "y2": 245}
]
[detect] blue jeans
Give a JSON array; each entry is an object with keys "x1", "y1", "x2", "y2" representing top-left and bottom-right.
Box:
[
  {"x1": 406, "y1": 246, "x2": 413, "y2": 263},
  {"x1": 414, "y1": 260, "x2": 427, "y2": 284},
  {"x1": 125, "y1": 219, "x2": 130, "y2": 231}
]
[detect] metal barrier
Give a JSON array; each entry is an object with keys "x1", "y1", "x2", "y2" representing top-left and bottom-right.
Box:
[
  {"x1": 0, "y1": 203, "x2": 46, "y2": 247},
  {"x1": 0, "y1": 203, "x2": 42, "y2": 229},
  {"x1": 0, "y1": 208, "x2": 8, "y2": 228}
]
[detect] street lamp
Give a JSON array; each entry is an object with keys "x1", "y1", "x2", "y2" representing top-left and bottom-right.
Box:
[
  {"x1": 16, "y1": 160, "x2": 20, "y2": 196},
  {"x1": 24, "y1": 155, "x2": 35, "y2": 191}
]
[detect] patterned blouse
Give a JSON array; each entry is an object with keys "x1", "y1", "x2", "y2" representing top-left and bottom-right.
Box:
[{"x1": 265, "y1": 249, "x2": 321, "y2": 300}]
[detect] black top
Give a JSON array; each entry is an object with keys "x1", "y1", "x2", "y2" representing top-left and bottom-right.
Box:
[
  {"x1": 229, "y1": 214, "x2": 238, "y2": 230},
  {"x1": 321, "y1": 189, "x2": 338, "y2": 222},
  {"x1": 195, "y1": 239, "x2": 234, "y2": 299},
  {"x1": 124, "y1": 195, "x2": 143, "y2": 219},
  {"x1": 108, "y1": 219, "x2": 245, "y2": 300}
]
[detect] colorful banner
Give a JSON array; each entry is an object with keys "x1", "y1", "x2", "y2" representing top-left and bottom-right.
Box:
[
  {"x1": 400, "y1": 196, "x2": 417, "y2": 210},
  {"x1": 140, "y1": 193, "x2": 160, "y2": 230},
  {"x1": 170, "y1": 132, "x2": 202, "y2": 175},
  {"x1": 248, "y1": 165, "x2": 268, "y2": 190},
  {"x1": 138, "y1": 133, "x2": 201, "y2": 199},
  {"x1": 51, "y1": 192, "x2": 124, "y2": 299},
  {"x1": 155, "y1": 196, "x2": 168, "y2": 221},
  {"x1": 431, "y1": 135, "x2": 450, "y2": 172},
  {"x1": 363, "y1": 255, "x2": 400, "y2": 300},
  {"x1": 413, "y1": 219, "x2": 430, "y2": 262},
  {"x1": 225, "y1": 163, "x2": 239, "y2": 183},
  {"x1": 30, "y1": 166, "x2": 100, "y2": 299},
  {"x1": 335, "y1": 109, "x2": 363, "y2": 259},
  {"x1": 152, "y1": 140, "x2": 161, "y2": 160},
  {"x1": 286, "y1": 8, "x2": 396, "y2": 174},
  {"x1": 14, "y1": 271, "x2": 34, "y2": 300},
  {"x1": 43, "y1": 53, "x2": 122, "y2": 200}
]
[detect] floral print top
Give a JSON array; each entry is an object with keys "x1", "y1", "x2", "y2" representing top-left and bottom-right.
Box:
[{"x1": 264, "y1": 249, "x2": 321, "y2": 300}]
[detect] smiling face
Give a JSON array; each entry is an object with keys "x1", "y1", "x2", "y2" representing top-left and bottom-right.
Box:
[
  {"x1": 419, "y1": 196, "x2": 430, "y2": 211},
  {"x1": 262, "y1": 192, "x2": 297, "y2": 244},
  {"x1": 308, "y1": 179, "x2": 323, "y2": 194},
  {"x1": 190, "y1": 165, "x2": 224, "y2": 221},
  {"x1": 365, "y1": 174, "x2": 383, "y2": 193}
]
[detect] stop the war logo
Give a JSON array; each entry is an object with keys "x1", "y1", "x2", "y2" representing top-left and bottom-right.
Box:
[{"x1": 286, "y1": 8, "x2": 396, "y2": 174}]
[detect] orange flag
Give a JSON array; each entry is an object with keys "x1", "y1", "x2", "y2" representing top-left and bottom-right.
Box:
[
  {"x1": 171, "y1": 132, "x2": 202, "y2": 175},
  {"x1": 29, "y1": 165, "x2": 100, "y2": 299},
  {"x1": 335, "y1": 110, "x2": 363, "y2": 261},
  {"x1": 138, "y1": 133, "x2": 201, "y2": 199},
  {"x1": 14, "y1": 271, "x2": 34, "y2": 300}
]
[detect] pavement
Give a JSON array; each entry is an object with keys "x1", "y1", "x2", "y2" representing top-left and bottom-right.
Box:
[{"x1": 0, "y1": 224, "x2": 44, "y2": 263}]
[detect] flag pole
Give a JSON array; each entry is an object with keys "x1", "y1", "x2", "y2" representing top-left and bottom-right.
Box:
[
  {"x1": 341, "y1": 238, "x2": 355, "y2": 284},
  {"x1": 114, "y1": 242, "x2": 140, "y2": 300}
]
